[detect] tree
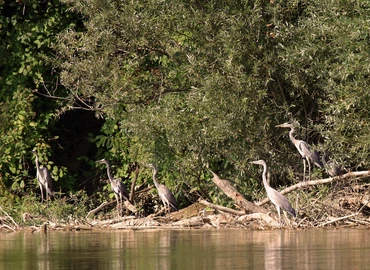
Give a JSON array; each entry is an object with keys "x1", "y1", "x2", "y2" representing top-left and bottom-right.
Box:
[
  {"x1": 0, "y1": 0, "x2": 79, "y2": 194},
  {"x1": 52, "y1": 0, "x2": 370, "y2": 206}
]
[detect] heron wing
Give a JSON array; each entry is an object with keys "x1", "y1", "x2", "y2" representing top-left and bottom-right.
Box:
[
  {"x1": 158, "y1": 184, "x2": 178, "y2": 211},
  {"x1": 297, "y1": 141, "x2": 323, "y2": 168},
  {"x1": 40, "y1": 167, "x2": 53, "y2": 195},
  {"x1": 309, "y1": 150, "x2": 323, "y2": 168},
  {"x1": 267, "y1": 188, "x2": 296, "y2": 217},
  {"x1": 297, "y1": 140, "x2": 311, "y2": 158},
  {"x1": 112, "y1": 178, "x2": 129, "y2": 201}
]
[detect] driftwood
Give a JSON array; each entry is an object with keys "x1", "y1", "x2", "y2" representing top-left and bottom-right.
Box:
[
  {"x1": 170, "y1": 216, "x2": 206, "y2": 228},
  {"x1": 209, "y1": 170, "x2": 268, "y2": 214},
  {"x1": 86, "y1": 201, "x2": 112, "y2": 218},
  {"x1": 257, "y1": 170, "x2": 370, "y2": 206},
  {"x1": 237, "y1": 213, "x2": 281, "y2": 228},
  {"x1": 124, "y1": 200, "x2": 137, "y2": 213},
  {"x1": 85, "y1": 199, "x2": 137, "y2": 218},
  {"x1": 0, "y1": 206, "x2": 19, "y2": 232},
  {"x1": 318, "y1": 213, "x2": 360, "y2": 227},
  {"x1": 198, "y1": 199, "x2": 245, "y2": 216}
]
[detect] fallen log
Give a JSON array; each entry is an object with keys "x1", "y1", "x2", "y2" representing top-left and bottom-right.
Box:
[
  {"x1": 86, "y1": 201, "x2": 112, "y2": 218},
  {"x1": 123, "y1": 200, "x2": 138, "y2": 213},
  {"x1": 208, "y1": 170, "x2": 268, "y2": 214}
]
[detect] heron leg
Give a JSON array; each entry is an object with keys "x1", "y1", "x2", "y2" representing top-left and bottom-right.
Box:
[
  {"x1": 114, "y1": 193, "x2": 121, "y2": 217},
  {"x1": 307, "y1": 158, "x2": 311, "y2": 181},
  {"x1": 276, "y1": 206, "x2": 282, "y2": 227},
  {"x1": 283, "y1": 211, "x2": 292, "y2": 228},
  {"x1": 303, "y1": 159, "x2": 306, "y2": 181},
  {"x1": 39, "y1": 182, "x2": 44, "y2": 202},
  {"x1": 45, "y1": 183, "x2": 50, "y2": 200},
  {"x1": 163, "y1": 201, "x2": 169, "y2": 214}
]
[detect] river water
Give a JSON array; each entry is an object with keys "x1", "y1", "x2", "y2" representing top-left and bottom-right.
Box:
[{"x1": 1, "y1": 228, "x2": 370, "y2": 269}]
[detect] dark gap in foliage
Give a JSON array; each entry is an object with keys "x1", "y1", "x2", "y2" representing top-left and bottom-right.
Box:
[{"x1": 53, "y1": 109, "x2": 104, "y2": 194}]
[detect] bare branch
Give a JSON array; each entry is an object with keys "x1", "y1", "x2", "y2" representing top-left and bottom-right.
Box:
[
  {"x1": 318, "y1": 213, "x2": 359, "y2": 227},
  {"x1": 257, "y1": 171, "x2": 370, "y2": 206},
  {"x1": 0, "y1": 206, "x2": 19, "y2": 229}
]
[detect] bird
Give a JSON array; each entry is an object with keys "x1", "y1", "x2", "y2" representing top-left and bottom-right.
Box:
[
  {"x1": 145, "y1": 163, "x2": 178, "y2": 213},
  {"x1": 31, "y1": 150, "x2": 53, "y2": 202},
  {"x1": 276, "y1": 122, "x2": 323, "y2": 181},
  {"x1": 322, "y1": 152, "x2": 346, "y2": 177},
  {"x1": 96, "y1": 159, "x2": 129, "y2": 215},
  {"x1": 250, "y1": 160, "x2": 296, "y2": 225}
]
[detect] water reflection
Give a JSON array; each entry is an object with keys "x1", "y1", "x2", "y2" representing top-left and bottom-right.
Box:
[{"x1": 1, "y1": 228, "x2": 370, "y2": 269}]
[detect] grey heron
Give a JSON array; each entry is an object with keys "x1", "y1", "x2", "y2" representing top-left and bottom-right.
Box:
[
  {"x1": 145, "y1": 163, "x2": 178, "y2": 213},
  {"x1": 276, "y1": 122, "x2": 323, "y2": 181},
  {"x1": 250, "y1": 160, "x2": 296, "y2": 225},
  {"x1": 31, "y1": 150, "x2": 53, "y2": 201},
  {"x1": 96, "y1": 159, "x2": 129, "y2": 215}
]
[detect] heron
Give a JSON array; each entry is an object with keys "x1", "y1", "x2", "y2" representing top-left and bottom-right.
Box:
[
  {"x1": 276, "y1": 122, "x2": 323, "y2": 181},
  {"x1": 322, "y1": 152, "x2": 345, "y2": 177},
  {"x1": 96, "y1": 159, "x2": 129, "y2": 215},
  {"x1": 31, "y1": 150, "x2": 53, "y2": 202},
  {"x1": 145, "y1": 163, "x2": 178, "y2": 213},
  {"x1": 250, "y1": 160, "x2": 296, "y2": 225}
]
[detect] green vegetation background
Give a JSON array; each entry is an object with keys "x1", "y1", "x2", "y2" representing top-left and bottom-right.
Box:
[{"x1": 1, "y1": 0, "x2": 370, "y2": 222}]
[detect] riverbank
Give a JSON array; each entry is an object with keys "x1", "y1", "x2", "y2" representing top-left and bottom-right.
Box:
[
  {"x1": 2, "y1": 170, "x2": 370, "y2": 233},
  {"x1": 2, "y1": 196, "x2": 370, "y2": 234}
]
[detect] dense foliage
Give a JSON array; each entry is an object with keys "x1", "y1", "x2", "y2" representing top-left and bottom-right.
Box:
[{"x1": 1, "y1": 0, "x2": 370, "y2": 216}]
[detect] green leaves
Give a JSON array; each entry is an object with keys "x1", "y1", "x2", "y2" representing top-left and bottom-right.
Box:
[
  {"x1": 2, "y1": 0, "x2": 369, "y2": 208},
  {"x1": 0, "y1": 1, "x2": 79, "y2": 195}
]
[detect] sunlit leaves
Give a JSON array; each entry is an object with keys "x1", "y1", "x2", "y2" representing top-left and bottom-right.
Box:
[{"x1": 0, "y1": 1, "x2": 77, "y2": 193}]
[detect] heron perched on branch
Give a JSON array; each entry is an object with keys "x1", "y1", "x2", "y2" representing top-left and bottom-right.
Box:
[
  {"x1": 250, "y1": 160, "x2": 296, "y2": 225},
  {"x1": 145, "y1": 163, "x2": 178, "y2": 213},
  {"x1": 31, "y1": 150, "x2": 53, "y2": 202},
  {"x1": 96, "y1": 159, "x2": 129, "y2": 214},
  {"x1": 276, "y1": 122, "x2": 323, "y2": 181}
]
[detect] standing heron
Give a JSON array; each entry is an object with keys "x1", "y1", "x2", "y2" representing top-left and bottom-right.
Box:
[
  {"x1": 96, "y1": 159, "x2": 129, "y2": 215},
  {"x1": 145, "y1": 163, "x2": 178, "y2": 213},
  {"x1": 276, "y1": 122, "x2": 323, "y2": 181},
  {"x1": 31, "y1": 150, "x2": 53, "y2": 202},
  {"x1": 250, "y1": 160, "x2": 296, "y2": 225}
]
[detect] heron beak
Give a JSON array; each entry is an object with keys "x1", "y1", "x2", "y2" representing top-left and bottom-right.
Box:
[{"x1": 275, "y1": 122, "x2": 291, "y2": 128}]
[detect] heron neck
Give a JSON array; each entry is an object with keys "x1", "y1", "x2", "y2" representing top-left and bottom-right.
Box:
[
  {"x1": 289, "y1": 127, "x2": 297, "y2": 144},
  {"x1": 106, "y1": 163, "x2": 113, "y2": 181},
  {"x1": 152, "y1": 170, "x2": 159, "y2": 188},
  {"x1": 34, "y1": 154, "x2": 42, "y2": 174},
  {"x1": 261, "y1": 163, "x2": 269, "y2": 188}
]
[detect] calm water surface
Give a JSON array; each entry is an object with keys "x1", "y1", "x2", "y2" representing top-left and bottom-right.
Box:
[{"x1": 1, "y1": 228, "x2": 370, "y2": 269}]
